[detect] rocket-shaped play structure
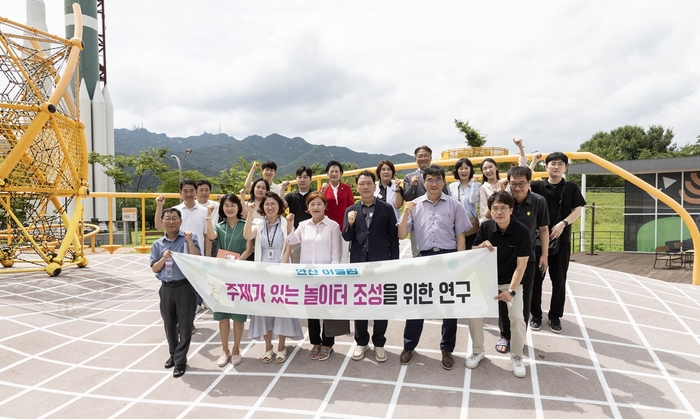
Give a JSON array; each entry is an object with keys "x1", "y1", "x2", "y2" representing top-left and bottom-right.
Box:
[
  {"x1": 0, "y1": 3, "x2": 91, "y2": 275},
  {"x1": 63, "y1": 0, "x2": 115, "y2": 226}
]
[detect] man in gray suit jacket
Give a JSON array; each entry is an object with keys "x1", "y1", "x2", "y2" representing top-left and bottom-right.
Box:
[
  {"x1": 343, "y1": 170, "x2": 399, "y2": 362},
  {"x1": 402, "y1": 145, "x2": 448, "y2": 257}
]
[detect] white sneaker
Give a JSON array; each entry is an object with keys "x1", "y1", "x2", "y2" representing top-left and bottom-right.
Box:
[
  {"x1": 511, "y1": 356, "x2": 526, "y2": 378},
  {"x1": 466, "y1": 352, "x2": 485, "y2": 369},
  {"x1": 374, "y1": 346, "x2": 387, "y2": 362},
  {"x1": 352, "y1": 345, "x2": 369, "y2": 360}
]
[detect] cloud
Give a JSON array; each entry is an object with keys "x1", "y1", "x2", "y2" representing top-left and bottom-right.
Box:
[{"x1": 3, "y1": 0, "x2": 700, "y2": 156}]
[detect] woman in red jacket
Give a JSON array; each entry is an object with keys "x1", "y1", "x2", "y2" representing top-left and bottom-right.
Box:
[{"x1": 322, "y1": 160, "x2": 355, "y2": 262}]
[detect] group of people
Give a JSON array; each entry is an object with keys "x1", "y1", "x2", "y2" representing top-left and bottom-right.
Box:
[{"x1": 149, "y1": 140, "x2": 585, "y2": 380}]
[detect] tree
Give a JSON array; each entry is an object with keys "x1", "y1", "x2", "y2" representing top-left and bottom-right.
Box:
[
  {"x1": 579, "y1": 125, "x2": 676, "y2": 161},
  {"x1": 88, "y1": 147, "x2": 170, "y2": 192},
  {"x1": 676, "y1": 137, "x2": 700, "y2": 157},
  {"x1": 454, "y1": 119, "x2": 487, "y2": 148},
  {"x1": 577, "y1": 125, "x2": 676, "y2": 187},
  {"x1": 214, "y1": 157, "x2": 251, "y2": 194},
  {"x1": 157, "y1": 169, "x2": 207, "y2": 195},
  {"x1": 309, "y1": 163, "x2": 326, "y2": 176}
]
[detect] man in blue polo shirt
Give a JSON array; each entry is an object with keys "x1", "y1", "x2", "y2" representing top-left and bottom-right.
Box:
[
  {"x1": 150, "y1": 207, "x2": 201, "y2": 378},
  {"x1": 398, "y1": 165, "x2": 470, "y2": 370}
]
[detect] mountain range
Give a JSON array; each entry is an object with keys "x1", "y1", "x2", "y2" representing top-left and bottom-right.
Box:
[{"x1": 115, "y1": 129, "x2": 414, "y2": 177}]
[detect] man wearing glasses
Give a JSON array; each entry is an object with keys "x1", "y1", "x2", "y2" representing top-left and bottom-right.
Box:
[
  {"x1": 495, "y1": 166, "x2": 550, "y2": 356},
  {"x1": 398, "y1": 165, "x2": 471, "y2": 370},
  {"x1": 150, "y1": 208, "x2": 201, "y2": 378},
  {"x1": 470, "y1": 191, "x2": 531, "y2": 378}
]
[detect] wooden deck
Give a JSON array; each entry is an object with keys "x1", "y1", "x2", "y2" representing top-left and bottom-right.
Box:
[{"x1": 571, "y1": 251, "x2": 694, "y2": 284}]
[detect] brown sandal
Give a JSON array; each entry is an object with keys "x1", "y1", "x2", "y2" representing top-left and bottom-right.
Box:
[{"x1": 318, "y1": 346, "x2": 333, "y2": 361}]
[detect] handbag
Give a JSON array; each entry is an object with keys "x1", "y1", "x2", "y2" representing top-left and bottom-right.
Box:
[
  {"x1": 216, "y1": 249, "x2": 240, "y2": 260},
  {"x1": 534, "y1": 230, "x2": 560, "y2": 255},
  {"x1": 323, "y1": 319, "x2": 351, "y2": 337}
]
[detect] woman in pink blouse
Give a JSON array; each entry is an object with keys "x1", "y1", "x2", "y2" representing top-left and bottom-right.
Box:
[{"x1": 284, "y1": 191, "x2": 343, "y2": 361}]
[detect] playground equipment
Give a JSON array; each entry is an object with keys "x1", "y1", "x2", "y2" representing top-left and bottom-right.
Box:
[{"x1": 0, "y1": 4, "x2": 91, "y2": 276}]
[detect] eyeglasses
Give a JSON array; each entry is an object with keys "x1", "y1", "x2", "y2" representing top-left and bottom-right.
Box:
[
  {"x1": 509, "y1": 181, "x2": 529, "y2": 189},
  {"x1": 425, "y1": 178, "x2": 444, "y2": 185},
  {"x1": 490, "y1": 206, "x2": 510, "y2": 213},
  {"x1": 416, "y1": 154, "x2": 431, "y2": 158}
]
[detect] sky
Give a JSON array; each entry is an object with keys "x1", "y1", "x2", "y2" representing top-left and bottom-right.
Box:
[{"x1": 3, "y1": 1, "x2": 700, "y2": 157}]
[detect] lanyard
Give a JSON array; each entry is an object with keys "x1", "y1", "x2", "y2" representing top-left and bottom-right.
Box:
[
  {"x1": 264, "y1": 219, "x2": 279, "y2": 251},
  {"x1": 224, "y1": 221, "x2": 237, "y2": 251}
]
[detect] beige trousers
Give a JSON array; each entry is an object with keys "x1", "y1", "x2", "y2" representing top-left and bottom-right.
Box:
[{"x1": 468, "y1": 284, "x2": 525, "y2": 359}]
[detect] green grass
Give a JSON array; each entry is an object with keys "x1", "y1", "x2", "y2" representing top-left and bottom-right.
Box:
[{"x1": 572, "y1": 192, "x2": 624, "y2": 252}]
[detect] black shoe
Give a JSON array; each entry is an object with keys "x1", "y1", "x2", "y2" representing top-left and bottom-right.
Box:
[
  {"x1": 173, "y1": 364, "x2": 186, "y2": 377},
  {"x1": 530, "y1": 317, "x2": 542, "y2": 331},
  {"x1": 549, "y1": 318, "x2": 562, "y2": 334},
  {"x1": 164, "y1": 356, "x2": 175, "y2": 369}
]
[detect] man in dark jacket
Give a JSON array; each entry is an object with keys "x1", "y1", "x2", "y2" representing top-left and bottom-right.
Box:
[{"x1": 343, "y1": 170, "x2": 399, "y2": 362}]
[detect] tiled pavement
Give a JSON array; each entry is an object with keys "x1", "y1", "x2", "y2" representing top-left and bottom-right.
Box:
[{"x1": 1, "y1": 251, "x2": 699, "y2": 419}]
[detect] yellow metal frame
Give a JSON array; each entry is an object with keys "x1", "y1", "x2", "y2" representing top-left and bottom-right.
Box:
[{"x1": 0, "y1": 4, "x2": 89, "y2": 276}]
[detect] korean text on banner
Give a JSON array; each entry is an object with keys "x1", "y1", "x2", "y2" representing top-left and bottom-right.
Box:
[{"x1": 171, "y1": 248, "x2": 498, "y2": 320}]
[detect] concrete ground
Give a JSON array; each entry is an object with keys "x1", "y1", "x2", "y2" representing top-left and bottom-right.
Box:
[{"x1": 1, "y1": 249, "x2": 699, "y2": 419}]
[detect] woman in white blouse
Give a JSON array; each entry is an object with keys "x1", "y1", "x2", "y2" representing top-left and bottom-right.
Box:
[
  {"x1": 478, "y1": 158, "x2": 503, "y2": 223},
  {"x1": 448, "y1": 158, "x2": 480, "y2": 249},
  {"x1": 374, "y1": 159, "x2": 403, "y2": 222}
]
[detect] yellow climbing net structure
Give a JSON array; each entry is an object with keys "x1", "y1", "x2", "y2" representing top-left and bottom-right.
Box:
[{"x1": 0, "y1": 5, "x2": 90, "y2": 276}]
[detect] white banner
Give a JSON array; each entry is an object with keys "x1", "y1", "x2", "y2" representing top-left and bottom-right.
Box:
[{"x1": 172, "y1": 248, "x2": 499, "y2": 320}]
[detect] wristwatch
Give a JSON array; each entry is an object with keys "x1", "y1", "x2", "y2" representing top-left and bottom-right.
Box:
[
  {"x1": 563, "y1": 220, "x2": 569, "y2": 227},
  {"x1": 508, "y1": 289, "x2": 516, "y2": 297}
]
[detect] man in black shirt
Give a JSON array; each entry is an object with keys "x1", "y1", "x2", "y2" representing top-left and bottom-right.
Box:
[
  {"x1": 496, "y1": 166, "x2": 550, "y2": 354},
  {"x1": 471, "y1": 191, "x2": 531, "y2": 378},
  {"x1": 529, "y1": 152, "x2": 586, "y2": 334},
  {"x1": 284, "y1": 166, "x2": 313, "y2": 263}
]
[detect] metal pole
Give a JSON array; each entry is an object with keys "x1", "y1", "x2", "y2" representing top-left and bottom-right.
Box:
[
  {"x1": 588, "y1": 203, "x2": 597, "y2": 255},
  {"x1": 171, "y1": 155, "x2": 182, "y2": 184}
]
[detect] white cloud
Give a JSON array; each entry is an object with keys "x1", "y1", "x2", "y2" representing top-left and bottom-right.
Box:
[{"x1": 3, "y1": 0, "x2": 699, "y2": 156}]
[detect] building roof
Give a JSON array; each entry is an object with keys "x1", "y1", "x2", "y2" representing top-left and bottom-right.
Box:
[{"x1": 567, "y1": 156, "x2": 700, "y2": 175}]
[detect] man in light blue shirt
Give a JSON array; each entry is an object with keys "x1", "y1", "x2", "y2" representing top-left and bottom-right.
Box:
[
  {"x1": 150, "y1": 207, "x2": 201, "y2": 378},
  {"x1": 398, "y1": 165, "x2": 471, "y2": 370}
]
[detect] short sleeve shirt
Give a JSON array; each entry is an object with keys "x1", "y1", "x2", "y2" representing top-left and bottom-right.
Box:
[
  {"x1": 473, "y1": 218, "x2": 531, "y2": 285},
  {"x1": 530, "y1": 179, "x2": 586, "y2": 244},
  {"x1": 174, "y1": 202, "x2": 208, "y2": 245},
  {"x1": 407, "y1": 193, "x2": 471, "y2": 251},
  {"x1": 512, "y1": 191, "x2": 550, "y2": 256}
]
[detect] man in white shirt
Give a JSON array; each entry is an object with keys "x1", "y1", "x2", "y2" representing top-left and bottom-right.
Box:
[
  {"x1": 155, "y1": 179, "x2": 208, "y2": 324},
  {"x1": 196, "y1": 179, "x2": 218, "y2": 257}
]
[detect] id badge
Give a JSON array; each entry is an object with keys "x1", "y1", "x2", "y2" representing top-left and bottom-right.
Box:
[{"x1": 267, "y1": 248, "x2": 274, "y2": 260}]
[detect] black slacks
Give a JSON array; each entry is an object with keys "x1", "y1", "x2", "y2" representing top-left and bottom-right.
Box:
[{"x1": 159, "y1": 281, "x2": 196, "y2": 366}]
